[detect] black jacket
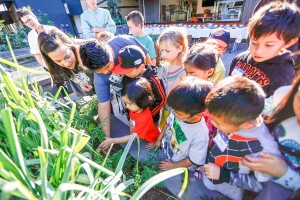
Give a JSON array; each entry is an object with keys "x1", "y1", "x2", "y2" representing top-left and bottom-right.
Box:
[
  {"x1": 229, "y1": 51, "x2": 295, "y2": 97},
  {"x1": 123, "y1": 65, "x2": 166, "y2": 122}
]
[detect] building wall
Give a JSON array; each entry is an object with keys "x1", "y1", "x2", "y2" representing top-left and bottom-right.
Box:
[
  {"x1": 241, "y1": 0, "x2": 260, "y2": 22},
  {"x1": 14, "y1": 0, "x2": 75, "y2": 34}
]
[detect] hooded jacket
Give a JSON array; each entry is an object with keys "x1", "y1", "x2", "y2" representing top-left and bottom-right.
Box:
[
  {"x1": 123, "y1": 65, "x2": 166, "y2": 122},
  {"x1": 229, "y1": 51, "x2": 295, "y2": 97}
]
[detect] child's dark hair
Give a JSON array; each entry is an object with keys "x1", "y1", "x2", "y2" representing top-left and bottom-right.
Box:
[
  {"x1": 16, "y1": 7, "x2": 35, "y2": 20},
  {"x1": 124, "y1": 77, "x2": 154, "y2": 110},
  {"x1": 205, "y1": 76, "x2": 266, "y2": 126},
  {"x1": 248, "y1": 1, "x2": 300, "y2": 44},
  {"x1": 79, "y1": 40, "x2": 111, "y2": 70},
  {"x1": 184, "y1": 42, "x2": 219, "y2": 71},
  {"x1": 167, "y1": 76, "x2": 212, "y2": 116},
  {"x1": 266, "y1": 74, "x2": 300, "y2": 130},
  {"x1": 126, "y1": 11, "x2": 144, "y2": 27}
]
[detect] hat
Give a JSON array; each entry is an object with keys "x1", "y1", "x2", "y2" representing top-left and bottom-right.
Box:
[
  {"x1": 113, "y1": 45, "x2": 145, "y2": 75},
  {"x1": 209, "y1": 28, "x2": 230, "y2": 47}
]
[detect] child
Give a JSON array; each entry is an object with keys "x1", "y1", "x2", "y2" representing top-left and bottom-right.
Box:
[
  {"x1": 112, "y1": 45, "x2": 166, "y2": 123},
  {"x1": 184, "y1": 42, "x2": 219, "y2": 82},
  {"x1": 157, "y1": 27, "x2": 188, "y2": 128},
  {"x1": 205, "y1": 28, "x2": 230, "y2": 82},
  {"x1": 147, "y1": 76, "x2": 212, "y2": 171},
  {"x1": 203, "y1": 76, "x2": 281, "y2": 200},
  {"x1": 97, "y1": 31, "x2": 114, "y2": 43},
  {"x1": 98, "y1": 77, "x2": 160, "y2": 151},
  {"x1": 126, "y1": 11, "x2": 157, "y2": 65},
  {"x1": 229, "y1": 1, "x2": 300, "y2": 97},
  {"x1": 242, "y1": 74, "x2": 300, "y2": 198}
]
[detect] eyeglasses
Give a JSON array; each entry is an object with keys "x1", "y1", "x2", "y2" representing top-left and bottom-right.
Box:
[
  {"x1": 23, "y1": 18, "x2": 33, "y2": 25},
  {"x1": 171, "y1": 110, "x2": 195, "y2": 122}
]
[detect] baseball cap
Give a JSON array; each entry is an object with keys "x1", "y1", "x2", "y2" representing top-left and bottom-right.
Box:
[
  {"x1": 209, "y1": 28, "x2": 230, "y2": 48},
  {"x1": 112, "y1": 45, "x2": 145, "y2": 75}
]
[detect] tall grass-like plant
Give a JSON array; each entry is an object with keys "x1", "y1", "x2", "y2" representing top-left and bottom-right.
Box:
[{"x1": 0, "y1": 36, "x2": 188, "y2": 199}]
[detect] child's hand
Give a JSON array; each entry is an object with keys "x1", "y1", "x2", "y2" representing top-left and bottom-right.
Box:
[
  {"x1": 204, "y1": 163, "x2": 221, "y2": 180},
  {"x1": 146, "y1": 141, "x2": 161, "y2": 151},
  {"x1": 242, "y1": 153, "x2": 288, "y2": 178},
  {"x1": 97, "y1": 137, "x2": 114, "y2": 152},
  {"x1": 158, "y1": 159, "x2": 174, "y2": 171}
]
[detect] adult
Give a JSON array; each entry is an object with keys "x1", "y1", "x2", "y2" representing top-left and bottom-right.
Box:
[
  {"x1": 79, "y1": 35, "x2": 152, "y2": 138},
  {"x1": 16, "y1": 7, "x2": 55, "y2": 67},
  {"x1": 38, "y1": 27, "x2": 93, "y2": 96},
  {"x1": 81, "y1": 0, "x2": 116, "y2": 39}
]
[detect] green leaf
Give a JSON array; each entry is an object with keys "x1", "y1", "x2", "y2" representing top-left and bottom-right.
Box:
[{"x1": 131, "y1": 168, "x2": 188, "y2": 199}]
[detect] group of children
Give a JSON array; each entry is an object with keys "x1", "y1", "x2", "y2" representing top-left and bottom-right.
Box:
[{"x1": 77, "y1": 1, "x2": 300, "y2": 199}]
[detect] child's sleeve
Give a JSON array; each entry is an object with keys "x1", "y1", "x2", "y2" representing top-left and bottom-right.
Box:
[
  {"x1": 188, "y1": 132, "x2": 209, "y2": 166},
  {"x1": 272, "y1": 166, "x2": 300, "y2": 191}
]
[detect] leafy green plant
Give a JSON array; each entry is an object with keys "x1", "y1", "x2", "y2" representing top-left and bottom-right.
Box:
[
  {"x1": 0, "y1": 37, "x2": 188, "y2": 199},
  {"x1": 107, "y1": 0, "x2": 126, "y2": 25}
]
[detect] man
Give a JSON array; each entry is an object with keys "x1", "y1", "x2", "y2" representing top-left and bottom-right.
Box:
[
  {"x1": 16, "y1": 7, "x2": 55, "y2": 67},
  {"x1": 81, "y1": 0, "x2": 116, "y2": 39}
]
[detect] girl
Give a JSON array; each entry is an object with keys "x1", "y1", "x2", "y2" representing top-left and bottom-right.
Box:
[
  {"x1": 98, "y1": 77, "x2": 160, "y2": 151},
  {"x1": 157, "y1": 27, "x2": 188, "y2": 128},
  {"x1": 184, "y1": 43, "x2": 220, "y2": 82},
  {"x1": 38, "y1": 27, "x2": 93, "y2": 96},
  {"x1": 242, "y1": 74, "x2": 300, "y2": 198}
]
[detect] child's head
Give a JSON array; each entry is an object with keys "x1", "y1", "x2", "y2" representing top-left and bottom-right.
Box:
[
  {"x1": 79, "y1": 40, "x2": 113, "y2": 74},
  {"x1": 97, "y1": 31, "x2": 114, "y2": 43},
  {"x1": 112, "y1": 45, "x2": 146, "y2": 78},
  {"x1": 157, "y1": 27, "x2": 188, "y2": 65},
  {"x1": 206, "y1": 28, "x2": 230, "y2": 54},
  {"x1": 122, "y1": 77, "x2": 154, "y2": 113},
  {"x1": 205, "y1": 76, "x2": 266, "y2": 133},
  {"x1": 126, "y1": 11, "x2": 144, "y2": 35},
  {"x1": 184, "y1": 43, "x2": 219, "y2": 80},
  {"x1": 248, "y1": 1, "x2": 300, "y2": 62},
  {"x1": 167, "y1": 76, "x2": 212, "y2": 122}
]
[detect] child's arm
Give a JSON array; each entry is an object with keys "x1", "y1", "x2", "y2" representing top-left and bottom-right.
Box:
[
  {"x1": 97, "y1": 135, "x2": 131, "y2": 151},
  {"x1": 158, "y1": 158, "x2": 193, "y2": 171},
  {"x1": 146, "y1": 125, "x2": 166, "y2": 150}
]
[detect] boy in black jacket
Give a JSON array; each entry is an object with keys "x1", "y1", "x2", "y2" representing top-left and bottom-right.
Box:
[
  {"x1": 229, "y1": 1, "x2": 300, "y2": 97},
  {"x1": 112, "y1": 45, "x2": 166, "y2": 123}
]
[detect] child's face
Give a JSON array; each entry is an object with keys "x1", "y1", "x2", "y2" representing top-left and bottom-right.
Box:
[
  {"x1": 125, "y1": 65, "x2": 144, "y2": 78},
  {"x1": 122, "y1": 95, "x2": 142, "y2": 113},
  {"x1": 159, "y1": 40, "x2": 183, "y2": 63},
  {"x1": 172, "y1": 110, "x2": 196, "y2": 123},
  {"x1": 95, "y1": 60, "x2": 114, "y2": 74},
  {"x1": 293, "y1": 85, "x2": 300, "y2": 120},
  {"x1": 210, "y1": 114, "x2": 242, "y2": 133},
  {"x1": 249, "y1": 33, "x2": 290, "y2": 62},
  {"x1": 185, "y1": 64, "x2": 213, "y2": 80},
  {"x1": 127, "y1": 20, "x2": 141, "y2": 35}
]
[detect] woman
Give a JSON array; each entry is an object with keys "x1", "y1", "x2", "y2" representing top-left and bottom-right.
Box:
[{"x1": 38, "y1": 27, "x2": 93, "y2": 96}]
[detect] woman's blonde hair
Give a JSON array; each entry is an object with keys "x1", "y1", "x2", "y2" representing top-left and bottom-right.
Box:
[{"x1": 157, "y1": 26, "x2": 188, "y2": 65}]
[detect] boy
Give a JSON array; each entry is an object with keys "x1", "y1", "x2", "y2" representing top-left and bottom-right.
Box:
[
  {"x1": 204, "y1": 76, "x2": 281, "y2": 200},
  {"x1": 126, "y1": 11, "x2": 157, "y2": 65},
  {"x1": 16, "y1": 7, "x2": 55, "y2": 67},
  {"x1": 229, "y1": 1, "x2": 300, "y2": 97},
  {"x1": 147, "y1": 76, "x2": 211, "y2": 171},
  {"x1": 205, "y1": 28, "x2": 230, "y2": 82},
  {"x1": 112, "y1": 45, "x2": 166, "y2": 123}
]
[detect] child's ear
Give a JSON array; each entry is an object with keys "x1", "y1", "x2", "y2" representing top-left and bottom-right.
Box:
[
  {"x1": 177, "y1": 45, "x2": 183, "y2": 53},
  {"x1": 284, "y1": 37, "x2": 299, "y2": 49},
  {"x1": 207, "y1": 68, "x2": 215, "y2": 78}
]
